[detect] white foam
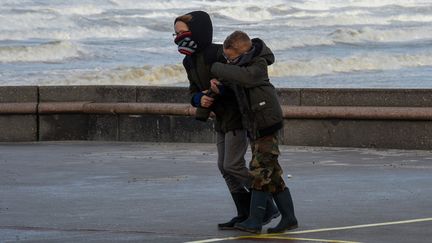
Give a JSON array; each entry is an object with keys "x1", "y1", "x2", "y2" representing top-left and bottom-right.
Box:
[
  {"x1": 393, "y1": 14, "x2": 432, "y2": 23},
  {"x1": 0, "y1": 12, "x2": 70, "y2": 32},
  {"x1": 40, "y1": 64, "x2": 188, "y2": 86},
  {"x1": 45, "y1": 5, "x2": 106, "y2": 15},
  {"x1": 108, "y1": 0, "x2": 197, "y2": 10},
  {"x1": 330, "y1": 27, "x2": 432, "y2": 43},
  {"x1": 276, "y1": 14, "x2": 426, "y2": 28},
  {"x1": 36, "y1": 52, "x2": 432, "y2": 85},
  {"x1": 117, "y1": 12, "x2": 178, "y2": 19},
  {"x1": 289, "y1": 0, "x2": 431, "y2": 11},
  {"x1": 0, "y1": 26, "x2": 151, "y2": 41},
  {"x1": 267, "y1": 36, "x2": 334, "y2": 50},
  {"x1": 215, "y1": 7, "x2": 273, "y2": 22},
  {"x1": 269, "y1": 53, "x2": 432, "y2": 77},
  {"x1": 1, "y1": 0, "x2": 432, "y2": 88},
  {"x1": 0, "y1": 41, "x2": 85, "y2": 63},
  {"x1": 267, "y1": 26, "x2": 432, "y2": 50},
  {"x1": 255, "y1": 9, "x2": 432, "y2": 28}
]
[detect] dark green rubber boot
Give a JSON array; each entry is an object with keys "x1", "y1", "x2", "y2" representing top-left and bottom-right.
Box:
[
  {"x1": 234, "y1": 190, "x2": 269, "y2": 233},
  {"x1": 267, "y1": 187, "x2": 298, "y2": 233},
  {"x1": 263, "y1": 197, "x2": 280, "y2": 225}
]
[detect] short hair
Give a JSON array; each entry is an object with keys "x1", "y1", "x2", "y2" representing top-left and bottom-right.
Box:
[
  {"x1": 223, "y1": 31, "x2": 252, "y2": 51},
  {"x1": 174, "y1": 14, "x2": 193, "y2": 24}
]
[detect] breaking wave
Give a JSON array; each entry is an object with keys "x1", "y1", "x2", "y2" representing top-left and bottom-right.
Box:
[
  {"x1": 0, "y1": 41, "x2": 85, "y2": 63},
  {"x1": 1, "y1": 0, "x2": 432, "y2": 87},
  {"x1": 0, "y1": 26, "x2": 151, "y2": 41},
  {"x1": 268, "y1": 26, "x2": 432, "y2": 50},
  {"x1": 270, "y1": 53, "x2": 432, "y2": 77},
  {"x1": 38, "y1": 52, "x2": 432, "y2": 85},
  {"x1": 40, "y1": 64, "x2": 187, "y2": 85},
  {"x1": 214, "y1": 7, "x2": 273, "y2": 22}
]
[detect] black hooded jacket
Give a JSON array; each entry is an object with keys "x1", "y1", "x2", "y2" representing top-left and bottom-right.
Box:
[
  {"x1": 179, "y1": 11, "x2": 243, "y2": 133},
  {"x1": 211, "y1": 38, "x2": 283, "y2": 138}
]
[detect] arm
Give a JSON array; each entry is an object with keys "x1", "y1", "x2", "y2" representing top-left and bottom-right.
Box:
[
  {"x1": 186, "y1": 70, "x2": 203, "y2": 107},
  {"x1": 210, "y1": 58, "x2": 269, "y2": 89},
  {"x1": 183, "y1": 57, "x2": 205, "y2": 107},
  {"x1": 189, "y1": 80, "x2": 214, "y2": 108}
]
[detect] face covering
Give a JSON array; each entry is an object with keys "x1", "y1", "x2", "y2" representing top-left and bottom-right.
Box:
[
  {"x1": 174, "y1": 31, "x2": 198, "y2": 56},
  {"x1": 224, "y1": 46, "x2": 256, "y2": 66},
  {"x1": 234, "y1": 46, "x2": 256, "y2": 66}
]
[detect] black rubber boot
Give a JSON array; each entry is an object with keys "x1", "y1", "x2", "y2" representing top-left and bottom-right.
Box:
[
  {"x1": 262, "y1": 197, "x2": 280, "y2": 225},
  {"x1": 267, "y1": 187, "x2": 298, "y2": 233},
  {"x1": 234, "y1": 190, "x2": 269, "y2": 233},
  {"x1": 218, "y1": 192, "x2": 251, "y2": 230}
]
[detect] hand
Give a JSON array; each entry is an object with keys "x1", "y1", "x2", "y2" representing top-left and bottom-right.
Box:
[
  {"x1": 210, "y1": 79, "x2": 221, "y2": 95},
  {"x1": 201, "y1": 90, "x2": 214, "y2": 108}
]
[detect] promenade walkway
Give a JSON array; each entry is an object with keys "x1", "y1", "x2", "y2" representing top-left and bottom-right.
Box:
[{"x1": 1, "y1": 142, "x2": 431, "y2": 242}]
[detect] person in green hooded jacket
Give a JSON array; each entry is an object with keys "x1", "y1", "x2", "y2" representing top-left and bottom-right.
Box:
[
  {"x1": 173, "y1": 12, "x2": 279, "y2": 230},
  {"x1": 210, "y1": 30, "x2": 298, "y2": 234}
]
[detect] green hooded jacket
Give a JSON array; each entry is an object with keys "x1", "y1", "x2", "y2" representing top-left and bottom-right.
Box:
[{"x1": 210, "y1": 38, "x2": 283, "y2": 138}]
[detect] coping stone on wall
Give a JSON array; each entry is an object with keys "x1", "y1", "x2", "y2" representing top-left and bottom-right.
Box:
[
  {"x1": 277, "y1": 88, "x2": 301, "y2": 106},
  {"x1": 0, "y1": 86, "x2": 38, "y2": 103},
  {"x1": 39, "y1": 86, "x2": 137, "y2": 102},
  {"x1": 137, "y1": 87, "x2": 302, "y2": 105},
  {"x1": 300, "y1": 89, "x2": 432, "y2": 107},
  {"x1": 136, "y1": 86, "x2": 190, "y2": 103}
]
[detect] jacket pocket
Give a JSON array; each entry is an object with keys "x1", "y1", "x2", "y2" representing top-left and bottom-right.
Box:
[{"x1": 251, "y1": 100, "x2": 271, "y2": 129}]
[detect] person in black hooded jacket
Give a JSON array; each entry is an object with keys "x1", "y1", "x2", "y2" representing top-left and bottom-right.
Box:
[
  {"x1": 173, "y1": 11, "x2": 279, "y2": 230},
  {"x1": 210, "y1": 31, "x2": 298, "y2": 234}
]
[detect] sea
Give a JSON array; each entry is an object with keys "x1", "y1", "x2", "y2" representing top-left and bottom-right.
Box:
[{"x1": 1, "y1": 0, "x2": 432, "y2": 88}]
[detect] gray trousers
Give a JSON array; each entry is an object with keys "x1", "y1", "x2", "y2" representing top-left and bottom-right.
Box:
[{"x1": 216, "y1": 129, "x2": 251, "y2": 193}]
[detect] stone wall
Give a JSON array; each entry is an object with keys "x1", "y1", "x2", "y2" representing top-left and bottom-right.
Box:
[{"x1": 1, "y1": 86, "x2": 431, "y2": 150}]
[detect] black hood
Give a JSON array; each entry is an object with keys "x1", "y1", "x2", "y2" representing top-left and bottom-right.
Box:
[
  {"x1": 180, "y1": 11, "x2": 213, "y2": 52},
  {"x1": 235, "y1": 38, "x2": 274, "y2": 67},
  {"x1": 251, "y1": 38, "x2": 275, "y2": 65}
]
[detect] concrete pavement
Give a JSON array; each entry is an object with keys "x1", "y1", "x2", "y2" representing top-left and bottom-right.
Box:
[{"x1": 0, "y1": 142, "x2": 431, "y2": 243}]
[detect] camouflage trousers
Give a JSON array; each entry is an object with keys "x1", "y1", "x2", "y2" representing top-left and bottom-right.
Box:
[{"x1": 249, "y1": 133, "x2": 286, "y2": 193}]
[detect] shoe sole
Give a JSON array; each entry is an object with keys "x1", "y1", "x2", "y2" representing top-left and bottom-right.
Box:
[
  {"x1": 234, "y1": 226, "x2": 261, "y2": 234},
  {"x1": 218, "y1": 226, "x2": 236, "y2": 230},
  {"x1": 267, "y1": 224, "x2": 298, "y2": 233}
]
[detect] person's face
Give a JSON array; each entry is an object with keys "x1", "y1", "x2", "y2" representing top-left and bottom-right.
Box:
[
  {"x1": 223, "y1": 42, "x2": 251, "y2": 64},
  {"x1": 223, "y1": 48, "x2": 243, "y2": 64},
  {"x1": 174, "y1": 21, "x2": 190, "y2": 37}
]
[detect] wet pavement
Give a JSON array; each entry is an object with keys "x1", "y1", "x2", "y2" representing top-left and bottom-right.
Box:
[{"x1": 0, "y1": 142, "x2": 431, "y2": 243}]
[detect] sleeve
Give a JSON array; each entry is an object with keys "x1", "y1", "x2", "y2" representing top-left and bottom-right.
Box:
[
  {"x1": 183, "y1": 57, "x2": 199, "y2": 95},
  {"x1": 210, "y1": 58, "x2": 269, "y2": 89},
  {"x1": 191, "y1": 92, "x2": 203, "y2": 107},
  {"x1": 217, "y1": 83, "x2": 225, "y2": 96}
]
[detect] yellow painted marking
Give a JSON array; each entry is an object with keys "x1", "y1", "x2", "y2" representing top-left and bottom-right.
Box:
[
  {"x1": 184, "y1": 237, "x2": 238, "y2": 243},
  {"x1": 284, "y1": 217, "x2": 432, "y2": 235},
  {"x1": 186, "y1": 235, "x2": 359, "y2": 243},
  {"x1": 184, "y1": 217, "x2": 432, "y2": 243},
  {"x1": 238, "y1": 235, "x2": 360, "y2": 243}
]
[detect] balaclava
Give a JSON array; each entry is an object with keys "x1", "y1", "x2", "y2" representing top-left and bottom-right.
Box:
[
  {"x1": 174, "y1": 11, "x2": 213, "y2": 55},
  {"x1": 175, "y1": 32, "x2": 198, "y2": 55}
]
